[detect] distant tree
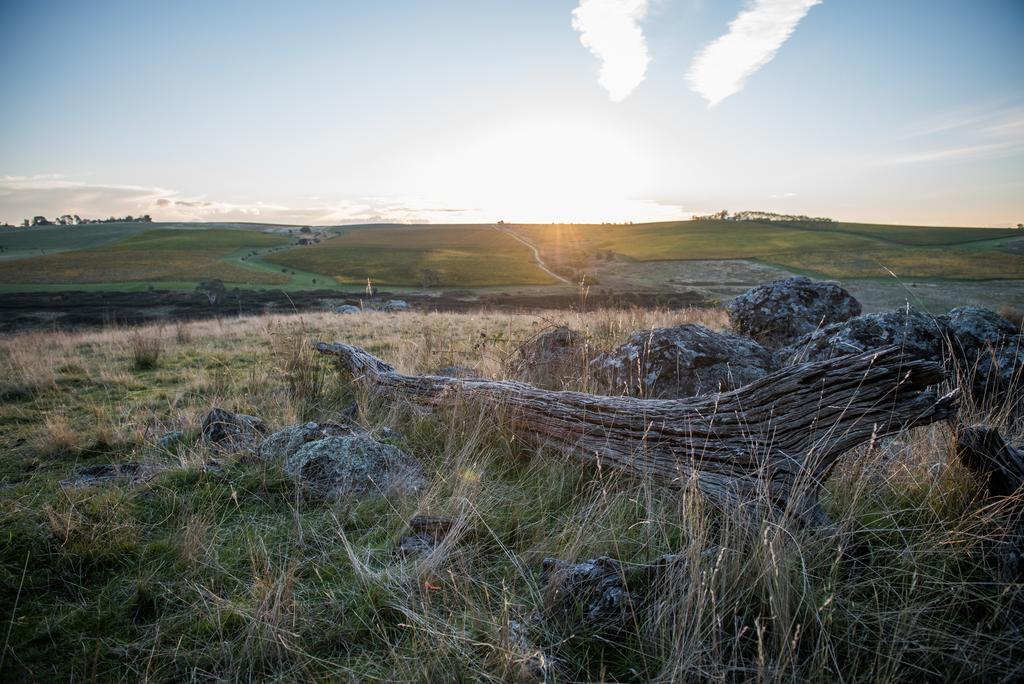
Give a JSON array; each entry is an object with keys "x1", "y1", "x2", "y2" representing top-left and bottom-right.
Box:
[
  {"x1": 32, "y1": 216, "x2": 50, "y2": 226},
  {"x1": 22, "y1": 219, "x2": 29, "y2": 227},
  {"x1": 73, "y1": 214, "x2": 82, "y2": 224},
  {"x1": 1017, "y1": 223, "x2": 1023, "y2": 230},
  {"x1": 299, "y1": 226, "x2": 313, "y2": 234}
]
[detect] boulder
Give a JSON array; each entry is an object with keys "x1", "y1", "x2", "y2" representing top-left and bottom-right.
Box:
[
  {"x1": 727, "y1": 276, "x2": 862, "y2": 348},
  {"x1": 945, "y1": 307, "x2": 1022, "y2": 412},
  {"x1": 592, "y1": 324, "x2": 776, "y2": 398},
  {"x1": 945, "y1": 306, "x2": 1019, "y2": 356},
  {"x1": 257, "y1": 421, "x2": 364, "y2": 463},
  {"x1": 382, "y1": 299, "x2": 410, "y2": 312},
  {"x1": 334, "y1": 304, "x2": 361, "y2": 314},
  {"x1": 515, "y1": 326, "x2": 587, "y2": 384},
  {"x1": 284, "y1": 434, "x2": 426, "y2": 498},
  {"x1": 201, "y1": 408, "x2": 267, "y2": 452},
  {"x1": 779, "y1": 307, "x2": 947, "y2": 366}
]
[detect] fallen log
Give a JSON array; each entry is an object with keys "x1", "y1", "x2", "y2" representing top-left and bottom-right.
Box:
[{"x1": 314, "y1": 341, "x2": 957, "y2": 524}]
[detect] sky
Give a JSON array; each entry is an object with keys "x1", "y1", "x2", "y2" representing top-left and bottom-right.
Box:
[{"x1": 1, "y1": 0, "x2": 1022, "y2": 227}]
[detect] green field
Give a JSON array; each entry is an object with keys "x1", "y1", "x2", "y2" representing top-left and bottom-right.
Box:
[
  {"x1": 513, "y1": 220, "x2": 1024, "y2": 280},
  {"x1": 263, "y1": 225, "x2": 558, "y2": 287},
  {"x1": 0, "y1": 228, "x2": 291, "y2": 286}
]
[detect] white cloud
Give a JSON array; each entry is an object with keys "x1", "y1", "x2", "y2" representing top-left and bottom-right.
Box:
[
  {"x1": 686, "y1": 0, "x2": 821, "y2": 106},
  {"x1": 572, "y1": 0, "x2": 650, "y2": 102}
]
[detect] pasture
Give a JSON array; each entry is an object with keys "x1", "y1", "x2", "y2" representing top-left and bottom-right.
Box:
[
  {"x1": 263, "y1": 225, "x2": 558, "y2": 287},
  {"x1": 0, "y1": 228, "x2": 290, "y2": 286},
  {"x1": 511, "y1": 220, "x2": 1024, "y2": 281}
]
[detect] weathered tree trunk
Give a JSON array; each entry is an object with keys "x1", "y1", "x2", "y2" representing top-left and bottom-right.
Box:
[
  {"x1": 955, "y1": 426, "x2": 1024, "y2": 499},
  {"x1": 314, "y1": 341, "x2": 957, "y2": 524}
]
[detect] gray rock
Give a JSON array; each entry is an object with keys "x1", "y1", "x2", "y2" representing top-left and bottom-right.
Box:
[
  {"x1": 381, "y1": 299, "x2": 410, "y2": 312},
  {"x1": 539, "y1": 553, "x2": 689, "y2": 635},
  {"x1": 592, "y1": 324, "x2": 777, "y2": 398},
  {"x1": 284, "y1": 435, "x2": 426, "y2": 498},
  {"x1": 257, "y1": 421, "x2": 364, "y2": 463},
  {"x1": 727, "y1": 276, "x2": 862, "y2": 348},
  {"x1": 397, "y1": 514, "x2": 456, "y2": 556},
  {"x1": 157, "y1": 430, "x2": 184, "y2": 448},
  {"x1": 516, "y1": 326, "x2": 587, "y2": 384},
  {"x1": 60, "y1": 462, "x2": 162, "y2": 488},
  {"x1": 945, "y1": 306, "x2": 1019, "y2": 355},
  {"x1": 334, "y1": 304, "x2": 361, "y2": 314},
  {"x1": 779, "y1": 307, "x2": 947, "y2": 366},
  {"x1": 945, "y1": 307, "x2": 1023, "y2": 412},
  {"x1": 201, "y1": 408, "x2": 267, "y2": 452}
]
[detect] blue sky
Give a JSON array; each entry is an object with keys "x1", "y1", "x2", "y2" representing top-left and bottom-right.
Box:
[{"x1": 1, "y1": 0, "x2": 1022, "y2": 226}]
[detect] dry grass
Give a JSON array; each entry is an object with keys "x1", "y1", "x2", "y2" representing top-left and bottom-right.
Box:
[{"x1": 0, "y1": 306, "x2": 1021, "y2": 681}]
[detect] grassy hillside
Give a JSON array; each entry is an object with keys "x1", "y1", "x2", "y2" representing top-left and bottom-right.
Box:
[
  {"x1": 264, "y1": 225, "x2": 558, "y2": 287},
  {"x1": 0, "y1": 220, "x2": 1020, "y2": 292},
  {"x1": 0, "y1": 309, "x2": 1020, "y2": 680},
  {"x1": 513, "y1": 220, "x2": 1024, "y2": 280},
  {"x1": 0, "y1": 228, "x2": 290, "y2": 286}
]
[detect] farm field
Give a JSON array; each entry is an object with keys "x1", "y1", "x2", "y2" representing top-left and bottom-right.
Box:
[
  {"x1": 0, "y1": 220, "x2": 1020, "y2": 297},
  {"x1": 511, "y1": 220, "x2": 1024, "y2": 281},
  {"x1": 263, "y1": 225, "x2": 559, "y2": 287},
  {"x1": 0, "y1": 228, "x2": 291, "y2": 287}
]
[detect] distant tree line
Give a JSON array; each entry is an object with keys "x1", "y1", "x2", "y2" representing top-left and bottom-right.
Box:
[
  {"x1": 693, "y1": 210, "x2": 833, "y2": 223},
  {"x1": 10, "y1": 214, "x2": 153, "y2": 228}
]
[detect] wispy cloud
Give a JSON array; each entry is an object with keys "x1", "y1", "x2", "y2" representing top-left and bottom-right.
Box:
[
  {"x1": 572, "y1": 0, "x2": 650, "y2": 102},
  {"x1": 686, "y1": 0, "x2": 821, "y2": 106},
  {"x1": 884, "y1": 104, "x2": 1024, "y2": 165}
]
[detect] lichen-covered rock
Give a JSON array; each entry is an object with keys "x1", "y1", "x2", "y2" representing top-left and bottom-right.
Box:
[
  {"x1": 592, "y1": 324, "x2": 776, "y2": 398},
  {"x1": 334, "y1": 304, "x2": 361, "y2": 314},
  {"x1": 257, "y1": 421, "x2": 364, "y2": 463},
  {"x1": 284, "y1": 435, "x2": 425, "y2": 498},
  {"x1": 779, "y1": 308, "x2": 947, "y2": 366},
  {"x1": 515, "y1": 326, "x2": 587, "y2": 385},
  {"x1": 945, "y1": 306, "x2": 1019, "y2": 356},
  {"x1": 945, "y1": 307, "x2": 1022, "y2": 412},
  {"x1": 727, "y1": 276, "x2": 862, "y2": 348},
  {"x1": 201, "y1": 408, "x2": 267, "y2": 452}
]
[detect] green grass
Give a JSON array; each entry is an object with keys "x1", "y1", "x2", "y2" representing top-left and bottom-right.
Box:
[
  {"x1": 0, "y1": 228, "x2": 291, "y2": 286},
  {"x1": 263, "y1": 225, "x2": 558, "y2": 287},
  {"x1": 514, "y1": 220, "x2": 1024, "y2": 280}
]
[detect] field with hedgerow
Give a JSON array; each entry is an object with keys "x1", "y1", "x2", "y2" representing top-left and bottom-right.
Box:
[{"x1": 1, "y1": 307, "x2": 1022, "y2": 682}]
